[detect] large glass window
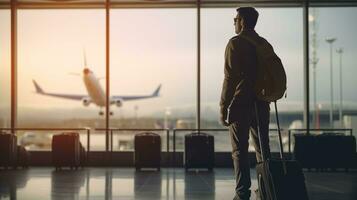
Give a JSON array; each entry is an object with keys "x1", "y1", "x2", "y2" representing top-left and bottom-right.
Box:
[
  {"x1": 0, "y1": 9, "x2": 10, "y2": 128},
  {"x1": 17, "y1": 10, "x2": 106, "y2": 150},
  {"x1": 309, "y1": 7, "x2": 357, "y2": 138},
  {"x1": 110, "y1": 9, "x2": 196, "y2": 151},
  {"x1": 201, "y1": 8, "x2": 303, "y2": 152}
]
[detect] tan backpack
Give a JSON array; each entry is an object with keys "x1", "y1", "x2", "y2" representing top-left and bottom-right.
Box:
[{"x1": 241, "y1": 34, "x2": 287, "y2": 102}]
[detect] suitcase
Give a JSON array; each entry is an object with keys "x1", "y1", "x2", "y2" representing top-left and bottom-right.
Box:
[
  {"x1": 17, "y1": 145, "x2": 30, "y2": 168},
  {"x1": 52, "y1": 132, "x2": 80, "y2": 170},
  {"x1": 317, "y1": 134, "x2": 355, "y2": 170},
  {"x1": 184, "y1": 132, "x2": 214, "y2": 171},
  {"x1": 256, "y1": 102, "x2": 309, "y2": 200},
  {"x1": 134, "y1": 132, "x2": 161, "y2": 171},
  {"x1": 294, "y1": 133, "x2": 356, "y2": 171},
  {"x1": 293, "y1": 134, "x2": 318, "y2": 170},
  {"x1": 0, "y1": 132, "x2": 17, "y2": 169}
]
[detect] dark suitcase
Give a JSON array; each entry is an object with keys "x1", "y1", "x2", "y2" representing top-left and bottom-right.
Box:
[
  {"x1": 294, "y1": 133, "x2": 356, "y2": 170},
  {"x1": 317, "y1": 134, "x2": 356, "y2": 170},
  {"x1": 0, "y1": 132, "x2": 17, "y2": 169},
  {"x1": 134, "y1": 132, "x2": 161, "y2": 171},
  {"x1": 256, "y1": 102, "x2": 309, "y2": 200},
  {"x1": 17, "y1": 145, "x2": 30, "y2": 168},
  {"x1": 184, "y1": 132, "x2": 214, "y2": 171},
  {"x1": 52, "y1": 132, "x2": 80, "y2": 170},
  {"x1": 293, "y1": 134, "x2": 318, "y2": 170}
]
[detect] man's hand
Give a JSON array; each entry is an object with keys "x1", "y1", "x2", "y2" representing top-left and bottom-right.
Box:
[{"x1": 220, "y1": 111, "x2": 230, "y2": 127}]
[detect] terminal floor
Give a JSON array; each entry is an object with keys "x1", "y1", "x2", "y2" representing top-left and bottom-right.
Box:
[{"x1": 0, "y1": 168, "x2": 356, "y2": 200}]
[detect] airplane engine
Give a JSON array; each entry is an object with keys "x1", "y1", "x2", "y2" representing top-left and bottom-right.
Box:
[
  {"x1": 115, "y1": 99, "x2": 123, "y2": 107},
  {"x1": 82, "y1": 98, "x2": 91, "y2": 106}
]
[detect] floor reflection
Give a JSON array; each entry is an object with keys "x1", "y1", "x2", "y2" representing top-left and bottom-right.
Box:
[
  {"x1": 134, "y1": 171, "x2": 162, "y2": 199},
  {"x1": 0, "y1": 168, "x2": 354, "y2": 200},
  {"x1": 51, "y1": 170, "x2": 86, "y2": 200},
  {"x1": 0, "y1": 170, "x2": 29, "y2": 199},
  {"x1": 184, "y1": 171, "x2": 215, "y2": 200}
]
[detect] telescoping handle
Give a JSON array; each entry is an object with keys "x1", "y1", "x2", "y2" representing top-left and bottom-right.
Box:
[
  {"x1": 254, "y1": 102, "x2": 266, "y2": 162},
  {"x1": 274, "y1": 101, "x2": 287, "y2": 175},
  {"x1": 255, "y1": 101, "x2": 287, "y2": 175}
]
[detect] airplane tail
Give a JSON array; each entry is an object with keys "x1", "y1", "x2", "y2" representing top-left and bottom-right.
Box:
[
  {"x1": 152, "y1": 84, "x2": 161, "y2": 97},
  {"x1": 32, "y1": 80, "x2": 45, "y2": 94}
]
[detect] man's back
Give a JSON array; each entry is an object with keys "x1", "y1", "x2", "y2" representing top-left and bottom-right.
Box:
[{"x1": 221, "y1": 30, "x2": 263, "y2": 122}]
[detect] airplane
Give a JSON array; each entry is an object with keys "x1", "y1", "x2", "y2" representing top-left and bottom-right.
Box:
[{"x1": 32, "y1": 52, "x2": 161, "y2": 116}]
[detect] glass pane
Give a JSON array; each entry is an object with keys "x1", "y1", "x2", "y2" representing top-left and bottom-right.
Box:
[
  {"x1": 0, "y1": 10, "x2": 10, "y2": 128},
  {"x1": 110, "y1": 9, "x2": 196, "y2": 151},
  {"x1": 17, "y1": 10, "x2": 106, "y2": 151},
  {"x1": 201, "y1": 8, "x2": 303, "y2": 152},
  {"x1": 309, "y1": 7, "x2": 357, "y2": 139}
]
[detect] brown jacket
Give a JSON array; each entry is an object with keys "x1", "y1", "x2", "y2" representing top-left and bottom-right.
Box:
[{"x1": 220, "y1": 30, "x2": 260, "y2": 122}]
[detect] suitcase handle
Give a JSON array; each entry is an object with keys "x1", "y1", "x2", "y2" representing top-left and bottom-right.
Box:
[{"x1": 255, "y1": 101, "x2": 287, "y2": 175}]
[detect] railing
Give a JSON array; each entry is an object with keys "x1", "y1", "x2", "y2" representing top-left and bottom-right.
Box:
[
  {"x1": 0, "y1": 127, "x2": 353, "y2": 165},
  {"x1": 95, "y1": 128, "x2": 170, "y2": 154},
  {"x1": 0, "y1": 127, "x2": 91, "y2": 154},
  {"x1": 172, "y1": 128, "x2": 287, "y2": 164}
]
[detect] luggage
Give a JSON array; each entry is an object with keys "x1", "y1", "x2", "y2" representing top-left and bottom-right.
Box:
[
  {"x1": 184, "y1": 132, "x2": 214, "y2": 171},
  {"x1": 17, "y1": 145, "x2": 30, "y2": 168},
  {"x1": 294, "y1": 133, "x2": 356, "y2": 171},
  {"x1": 52, "y1": 132, "x2": 80, "y2": 170},
  {"x1": 0, "y1": 132, "x2": 17, "y2": 169},
  {"x1": 134, "y1": 132, "x2": 161, "y2": 171},
  {"x1": 240, "y1": 34, "x2": 287, "y2": 102},
  {"x1": 256, "y1": 102, "x2": 308, "y2": 200}
]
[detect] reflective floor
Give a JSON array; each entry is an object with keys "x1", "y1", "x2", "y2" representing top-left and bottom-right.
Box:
[{"x1": 0, "y1": 168, "x2": 356, "y2": 200}]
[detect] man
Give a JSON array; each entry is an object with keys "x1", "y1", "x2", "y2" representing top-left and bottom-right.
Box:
[{"x1": 220, "y1": 7, "x2": 271, "y2": 200}]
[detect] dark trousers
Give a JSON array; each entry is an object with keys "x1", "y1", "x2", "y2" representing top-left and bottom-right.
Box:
[{"x1": 229, "y1": 100, "x2": 271, "y2": 200}]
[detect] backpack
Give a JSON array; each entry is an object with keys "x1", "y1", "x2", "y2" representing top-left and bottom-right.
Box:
[{"x1": 240, "y1": 34, "x2": 287, "y2": 102}]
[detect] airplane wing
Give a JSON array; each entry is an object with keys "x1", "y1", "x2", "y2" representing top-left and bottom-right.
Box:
[
  {"x1": 33, "y1": 80, "x2": 87, "y2": 101},
  {"x1": 112, "y1": 84, "x2": 161, "y2": 101}
]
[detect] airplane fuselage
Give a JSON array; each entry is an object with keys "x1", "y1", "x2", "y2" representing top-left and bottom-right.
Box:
[{"x1": 83, "y1": 69, "x2": 106, "y2": 107}]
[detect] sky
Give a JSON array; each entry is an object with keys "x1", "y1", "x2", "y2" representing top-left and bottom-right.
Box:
[{"x1": 1, "y1": 7, "x2": 357, "y2": 123}]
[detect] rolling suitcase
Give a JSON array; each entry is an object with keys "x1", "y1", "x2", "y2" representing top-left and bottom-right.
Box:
[
  {"x1": 134, "y1": 132, "x2": 161, "y2": 171},
  {"x1": 52, "y1": 132, "x2": 80, "y2": 170},
  {"x1": 184, "y1": 132, "x2": 214, "y2": 171},
  {"x1": 17, "y1": 145, "x2": 30, "y2": 168},
  {"x1": 256, "y1": 102, "x2": 309, "y2": 200},
  {"x1": 0, "y1": 132, "x2": 17, "y2": 169}
]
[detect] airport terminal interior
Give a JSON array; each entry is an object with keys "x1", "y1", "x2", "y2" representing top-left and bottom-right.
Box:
[{"x1": 1, "y1": 0, "x2": 357, "y2": 199}]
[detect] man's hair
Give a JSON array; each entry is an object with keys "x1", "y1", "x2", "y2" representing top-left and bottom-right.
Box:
[{"x1": 236, "y1": 7, "x2": 259, "y2": 29}]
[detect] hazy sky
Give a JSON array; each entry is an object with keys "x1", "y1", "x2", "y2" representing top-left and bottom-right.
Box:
[{"x1": 1, "y1": 7, "x2": 357, "y2": 121}]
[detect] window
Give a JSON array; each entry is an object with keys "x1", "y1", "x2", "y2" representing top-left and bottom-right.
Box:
[
  {"x1": 110, "y1": 9, "x2": 196, "y2": 151},
  {"x1": 309, "y1": 7, "x2": 357, "y2": 138},
  {"x1": 0, "y1": 9, "x2": 10, "y2": 128},
  {"x1": 201, "y1": 8, "x2": 303, "y2": 152},
  {"x1": 17, "y1": 10, "x2": 106, "y2": 150}
]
